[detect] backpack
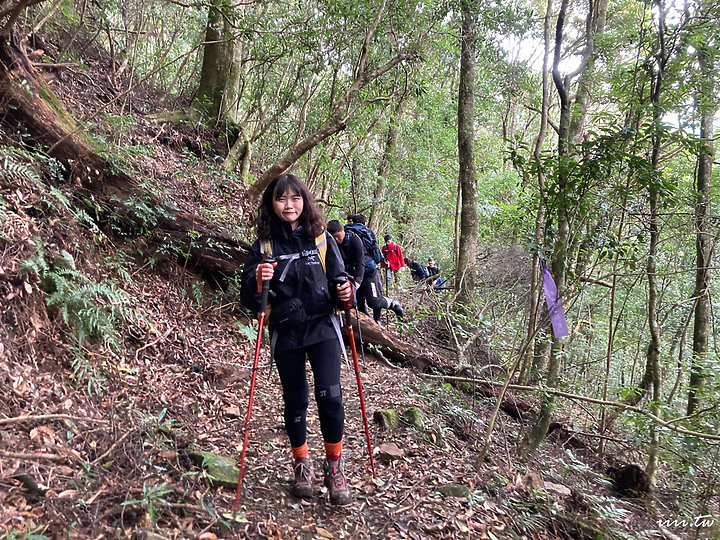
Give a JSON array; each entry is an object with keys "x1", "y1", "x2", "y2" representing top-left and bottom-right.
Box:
[
  {"x1": 344, "y1": 223, "x2": 384, "y2": 265},
  {"x1": 257, "y1": 232, "x2": 349, "y2": 366},
  {"x1": 419, "y1": 263, "x2": 430, "y2": 278}
]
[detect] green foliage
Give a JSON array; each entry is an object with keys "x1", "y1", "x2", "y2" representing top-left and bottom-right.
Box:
[
  {"x1": 1, "y1": 154, "x2": 41, "y2": 183},
  {"x1": 19, "y1": 239, "x2": 139, "y2": 350},
  {"x1": 107, "y1": 193, "x2": 176, "y2": 238},
  {"x1": 191, "y1": 282, "x2": 204, "y2": 307},
  {"x1": 103, "y1": 253, "x2": 133, "y2": 283},
  {"x1": 3, "y1": 529, "x2": 49, "y2": 540},
  {"x1": 121, "y1": 481, "x2": 173, "y2": 525},
  {"x1": 44, "y1": 270, "x2": 133, "y2": 347},
  {"x1": 70, "y1": 346, "x2": 107, "y2": 396}
]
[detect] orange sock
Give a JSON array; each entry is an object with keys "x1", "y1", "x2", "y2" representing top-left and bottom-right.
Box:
[
  {"x1": 324, "y1": 441, "x2": 342, "y2": 461},
  {"x1": 291, "y1": 442, "x2": 309, "y2": 461}
]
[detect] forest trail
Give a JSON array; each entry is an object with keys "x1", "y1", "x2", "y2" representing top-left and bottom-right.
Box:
[
  {"x1": 0, "y1": 258, "x2": 655, "y2": 538},
  {"x1": 0, "y1": 23, "x2": 672, "y2": 540}
]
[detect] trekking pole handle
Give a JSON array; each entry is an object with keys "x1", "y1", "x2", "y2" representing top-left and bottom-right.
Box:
[
  {"x1": 256, "y1": 257, "x2": 276, "y2": 297},
  {"x1": 260, "y1": 277, "x2": 271, "y2": 311},
  {"x1": 336, "y1": 276, "x2": 355, "y2": 313}
]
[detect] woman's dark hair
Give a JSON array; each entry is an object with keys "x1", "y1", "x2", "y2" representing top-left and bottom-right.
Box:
[{"x1": 257, "y1": 174, "x2": 326, "y2": 239}]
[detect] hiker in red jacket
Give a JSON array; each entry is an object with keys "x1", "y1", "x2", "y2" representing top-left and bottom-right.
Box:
[{"x1": 381, "y1": 235, "x2": 405, "y2": 291}]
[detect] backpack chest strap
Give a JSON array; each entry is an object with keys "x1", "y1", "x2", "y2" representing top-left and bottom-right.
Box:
[
  {"x1": 274, "y1": 249, "x2": 320, "y2": 282},
  {"x1": 261, "y1": 238, "x2": 325, "y2": 282}
]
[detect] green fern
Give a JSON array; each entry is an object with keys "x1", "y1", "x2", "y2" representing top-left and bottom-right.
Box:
[
  {"x1": 20, "y1": 241, "x2": 139, "y2": 349},
  {"x1": 0, "y1": 155, "x2": 41, "y2": 183},
  {"x1": 48, "y1": 186, "x2": 103, "y2": 236},
  {"x1": 70, "y1": 346, "x2": 107, "y2": 396},
  {"x1": 18, "y1": 238, "x2": 50, "y2": 276},
  {"x1": 44, "y1": 270, "x2": 133, "y2": 348}
]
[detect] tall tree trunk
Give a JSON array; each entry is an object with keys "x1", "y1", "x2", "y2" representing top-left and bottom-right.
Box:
[
  {"x1": 645, "y1": 185, "x2": 662, "y2": 484},
  {"x1": 645, "y1": 0, "x2": 669, "y2": 485},
  {"x1": 598, "y1": 186, "x2": 629, "y2": 454},
  {"x1": 568, "y1": 0, "x2": 608, "y2": 143},
  {"x1": 196, "y1": 0, "x2": 243, "y2": 124},
  {"x1": 687, "y1": 39, "x2": 715, "y2": 415},
  {"x1": 455, "y1": 0, "x2": 479, "y2": 305},
  {"x1": 368, "y1": 98, "x2": 405, "y2": 233},
  {"x1": 523, "y1": 0, "x2": 573, "y2": 454}
]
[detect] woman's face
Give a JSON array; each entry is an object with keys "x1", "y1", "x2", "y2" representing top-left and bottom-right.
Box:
[{"x1": 273, "y1": 188, "x2": 304, "y2": 229}]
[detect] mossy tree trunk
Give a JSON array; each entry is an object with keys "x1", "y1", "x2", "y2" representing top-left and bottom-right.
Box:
[{"x1": 196, "y1": 0, "x2": 244, "y2": 125}]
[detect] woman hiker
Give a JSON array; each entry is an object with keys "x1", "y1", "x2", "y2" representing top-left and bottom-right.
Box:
[{"x1": 240, "y1": 173, "x2": 354, "y2": 505}]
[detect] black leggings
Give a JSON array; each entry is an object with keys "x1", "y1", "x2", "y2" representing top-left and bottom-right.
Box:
[
  {"x1": 275, "y1": 339, "x2": 345, "y2": 448},
  {"x1": 358, "y1": 270, "x2": 390, "y2": 322}
]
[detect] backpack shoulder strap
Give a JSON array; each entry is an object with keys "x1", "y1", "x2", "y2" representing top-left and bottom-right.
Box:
[
  {"x1": 260, "y1": 239, "x2": 272, "y2": 259},
  {"x1": 316, "y1": 233, "x2": 327, "y2": 274}
]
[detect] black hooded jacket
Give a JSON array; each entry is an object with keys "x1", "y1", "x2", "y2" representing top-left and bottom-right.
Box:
[{"x1": 240, "y1": 223, "x2": 348, "y2": 352}]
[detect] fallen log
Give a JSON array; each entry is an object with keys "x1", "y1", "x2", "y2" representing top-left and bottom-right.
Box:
[
  {"x1": 419, "y1": 372, "x2": 534, "y2": 420},
  {"x1": 343, "y1": 311, "x2": 455, "y2": 374},
  {"x1": 0, "y1": 34, "x2": 122, "y2": 193}
]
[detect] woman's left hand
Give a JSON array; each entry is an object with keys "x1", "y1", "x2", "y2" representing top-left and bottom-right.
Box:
[{"x1": 336, "y1": 280, "x2": 352, "y2": 304}]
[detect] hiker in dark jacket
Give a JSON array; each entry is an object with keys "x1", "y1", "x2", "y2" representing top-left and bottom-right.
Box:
[
  {"x1": 344, "y1": 213, "x2": 377, "y2": 315},
  {"x1": 240, "y1": 174, "x2": 353, "y2": 505},
  {"x1": 427, "y1": 257, "x2": 443, "y2": 292},
  {"x1": 327, "y1": 220, "x2": 404, "y2": 325},
  {"x1": 405, "y1": 257, "x2": 430, "y2": 283}
]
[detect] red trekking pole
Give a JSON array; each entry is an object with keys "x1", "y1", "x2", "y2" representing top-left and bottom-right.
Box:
[
  {"x1": 339, "y1": 278, "x2": 377, "y2": 479},
  {"x1": 233, "y1": 258, "x2": 274, "y2": 512}
]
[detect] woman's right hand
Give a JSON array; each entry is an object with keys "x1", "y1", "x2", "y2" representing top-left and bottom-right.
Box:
[{"x1": 255, "y1": 261, "x2": 277, "y2": 289}]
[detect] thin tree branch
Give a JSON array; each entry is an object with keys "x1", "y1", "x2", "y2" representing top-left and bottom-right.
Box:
[{"x1": 421, "y1": 373, "x2": 720, "y2": 442}]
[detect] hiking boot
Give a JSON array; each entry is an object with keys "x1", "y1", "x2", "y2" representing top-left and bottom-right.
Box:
[
  {"x1": 324, "y1": 457, "x2": 351, "y2": 505},
  {"x1": 388, "y1": 299, "x2": 404, "y2": 319},
  {"x1": 291, "y1": 457, "x2": 314, "y2": 499}
]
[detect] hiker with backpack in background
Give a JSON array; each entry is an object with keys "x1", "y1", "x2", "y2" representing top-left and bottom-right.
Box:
[
  {"x1": 427, "y1": 257, "x2": 444, "y2": 292},
  {"x1": 327, "y1": 220, "x2": 404, "y2": 326},
  {"x1": 344, "y1": 213, "x2": 382, "y2": 317},
  {"x1": 405, "y1": 257, "x2": 430, "y2": 283},
  {"x1": 382, "y1": 234, "x2": 405, "y2": 291},
  {"x1": 240, "y1": 174, "x2": 354, "y2": 505}
]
